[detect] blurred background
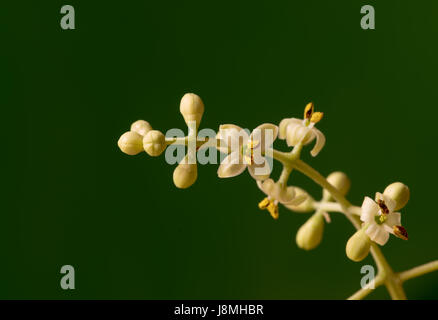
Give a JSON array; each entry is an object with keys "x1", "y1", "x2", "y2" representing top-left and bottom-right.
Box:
[{"x1": 2, "y1": 0, "x2": 437, "y2": 299}]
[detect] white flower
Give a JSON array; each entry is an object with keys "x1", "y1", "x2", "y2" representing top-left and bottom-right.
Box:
[
  {"x1": 217, "y1": 123, "x2": 278, "y2": 180},
  {"x1": 360, "y1": 192, "x2": 408, "y2": 246},
  {"x1": 278, "y1": 102, "x2": 326, "y2": 157},
  {"x1": 257, "y1": 179, "x2": 307, "y2": 219}
]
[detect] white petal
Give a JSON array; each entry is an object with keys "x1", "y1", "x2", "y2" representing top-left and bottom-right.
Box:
[
  {"x1": 283, "y1": 187, "x2": 306, "y2": 205},
  {"x1": 278, "y1": 186, "x2": 296, "y2": 204},
  {"x1": 365, "y1": 224, "x2": 389, "y2": 246},
  {"x1": 385, "y1": 212, "x2": 401, "y2": 228},
  {"x1": 217, "y1": 152, "x2": 246, "y2": 178},
  {"x1": 279, "y1": 118, "x2": 302, "y2": 140},
  {"x1": 310, "y1": 127, "x2": 326, "y2": 157},
  {"x1": 361, "y1": 197, "x2": 379, "y2": 223},
  {"x1": 286, "y1": 123, "x2": 313, "y2": 147},
  {"x1": 251, "y1": 123, "x2": 278, "y2": 153},
  {"x1": 248, "y1": 158, "x2": 271, "y2": 181},
  {"x1": 257, "y1": 178, "x2": 275, "y2": 197},
  {"x1": 217, "y1": 124, "x2": 249, "y2": 153}
]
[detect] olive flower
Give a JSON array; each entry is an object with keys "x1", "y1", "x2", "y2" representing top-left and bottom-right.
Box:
[
  {"x1": 278, "y1": 102, "x2": 326, "y2": 156},
  {"x1": 257, "y1": 179, "x2": 307, "y2": 219},
  {"x1": 217, "y1": 123, "x2": 278, "y2": 180},
  {"x1": 360, "y1": 192, "x2": 408, "y2": 246}
]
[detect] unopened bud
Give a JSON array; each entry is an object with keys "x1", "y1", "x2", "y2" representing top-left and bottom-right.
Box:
[
  {"x1": 296, "y1": 212, "x2": 325, "y2": 250},
  {"x1": 118, "y1": 131, "x2": 144, "y2": 155},
  {"x1": 131, "y1": 120, "x2": 152, "y2": 136},
  {"x1": 346, "y1": 229, "x2": 371, "y2": 262},
  {"x1": 383, "y1": 182, "x2": 410, "y2": 211},
  {"x1": 173, "y1": 157, "x2": 198, "y2": 189},
  {"x1": 323, "y1": 171, "x2": 351, "y2": 201},
  {"x1": 285, "y1": 187, "x2": 314, "y2": 213},
  {"x1": 143, "y1": 130, "x2": 166, "y2": 156},
  {"x1": 180, "y1": 93, "x2": 205, "y2": 127}
]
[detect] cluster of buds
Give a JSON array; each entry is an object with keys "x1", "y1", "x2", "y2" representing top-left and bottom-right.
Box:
[
  {"x1": 117, "y1": 93, "x2": 410, "y2": 260},
  {"x1": 295, "y1": 171, "x2": 351, "y2": 251},
  {"x1": 118, "y1": 93, "x2": 204, "y2": 189}
]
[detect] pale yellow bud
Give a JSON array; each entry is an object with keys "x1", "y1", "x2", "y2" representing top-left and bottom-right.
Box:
[
  {"x1": 323, "y1": 171, "x2": 351, "y2": 201},
  {"x1": 284, "y1": 187, "x2": 314, "y2": 213},
  {"x1": 296, "y1": 212, "x2": 325, "y2": 250},
  {"x1": 346, "y1": 229, "x2": 371, "y2": 262},
  {"x1": 131, "y1": 120, "x2": 152, "y2": 136},
  {"x1": 143, "y1": 130, "x2": 166, "y2": 156},
  {"x1": 180, "y1": 93, "x2": 204, "y2": 127},
  {"x1": 173, "y1": 159, "x2": 198, "y2": 189},
  {"x1": 117, "y1": 131, "x2": 144, "y2": 155},
  {"x1": 383, "y1": 182, "x2": 410, "y2": 211}
]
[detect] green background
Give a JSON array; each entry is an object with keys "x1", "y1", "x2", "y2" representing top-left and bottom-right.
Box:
[{"x1": 2, "y1": 0, "x2": 438, "y2": 299}]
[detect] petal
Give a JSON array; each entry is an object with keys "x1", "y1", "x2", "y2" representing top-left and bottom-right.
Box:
[
  {"x1": 286, "y1": 123, "x2": 313, "y2": 147},
  {"x1": 257, "y1": 178, "x2": 275, "y2": 197},
  {"x1": 217, "y1": 152, "x2": 246, "y2": 178},
  {"x1": 250, "y1": 123, "x2": 278, "y2": 153},
  {"x1": 366, "y1": 224, "x2": 390, "y2": 246},
  {"x1": 279, "y1": 118, "x2": 302, "y2": 140},
  {"x1": 278, "y1": 186, "x2": 296, "y2": 204},
  {"x1": 217, "y1": 124, "x2": 249, "y2": 153},
  {"x1": 385, "y1": 212, "x2": 401, "y2": 228},
  {"x1": 248, "y1": 158, "x2": 271, "y2": 181},
  {"x1": 310, "y1": 127, "x2": 326, "y2": 157},
  {"x1": 361, "y1": 197, "x2": 379, "y2": 223},
  {"x1": 282, "y1": 187, "x2": 307, "y2": 205}
]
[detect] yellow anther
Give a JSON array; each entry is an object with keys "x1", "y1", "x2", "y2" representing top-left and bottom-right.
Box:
[
  {"x1": 258, "y1": 197, "x2": 270, "y2": 210},
  {"x1": 393, "y1": 225, "x2": 408, "y2": 240},
  {"x1": 304, "y1": 102, "x2": 314, "y2": 120},
  {"x1": 310, "y1": 112, "x2": 324, "y2": 124},
  {"x1": 267, "y1": 202, "x2": 279, "y2": 220},
  {"x1": 304, "y1": 102, "x2": 323, "y2": 125}
]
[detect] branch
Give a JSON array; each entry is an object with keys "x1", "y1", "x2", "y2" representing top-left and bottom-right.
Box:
[{"x1": 398, "y1": 260, "x2": 438, "y2": 282}]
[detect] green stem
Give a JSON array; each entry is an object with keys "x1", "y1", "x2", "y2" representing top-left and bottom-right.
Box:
[
  {"x1": 314, "y1": 202, "x2": 362, "y2": 216},
  {"x1": 398, "y1": 260, "x2": 438, "y2": 282},
  {"x1": 348, "y1": 273, "x2": 385, "y2": 300}
]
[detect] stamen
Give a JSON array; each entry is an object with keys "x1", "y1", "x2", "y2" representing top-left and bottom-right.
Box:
[
  {"x1": 310, "y1": 112, "x2": 324, "y2": 124},
  {"x1": 393, "y1": 225, "x2": 408, "y2": 240},
  {"x1": 258, "y1": 197, "x2": 270, "y2": 210},
  {"x1": 304, "y1": 102, "x2": 314, "y2": 120},
  {"x1": 267, "y1": 202, "x2": 279, "y2": 220},
  {"x1": 377, "y1": 199, "x2": 390, "y2": 214}
]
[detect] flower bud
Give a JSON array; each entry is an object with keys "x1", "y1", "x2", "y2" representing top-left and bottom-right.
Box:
[
  {"x1": 285, "y1": 187, "x2": 314, "y2": 213},
  {"x1": 131, "y1": 120, "x2": 152, "y2": 136},
  {"x1": 143, "y1": 130, "x2": 166, "y2": 156},
  {"x1": 180, "y1": 93, "x2": 204, "y2": 127},
  {"x1": 383, "y1": 182, "x2": 410, "y2": 211},
  {"x1": 346, "y1": 229, "x2": 371, "y2": 262},
  {"x1": 323, "y1": 171, "x2": 351, "y2": 201},
  {"x1": 296, "y1": 212, "x2": 325, "y2": 250},
  {"x1": 173, "y1": 157, "x2": 198, "y2": 189},
  {"x1": 117, "y1": 131, "x2": 144, "y2": 155}
]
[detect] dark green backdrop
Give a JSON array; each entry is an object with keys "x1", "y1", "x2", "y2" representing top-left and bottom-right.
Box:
[{"x1": 2, "y1": 0, "x2": 437, "y2": 299}]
